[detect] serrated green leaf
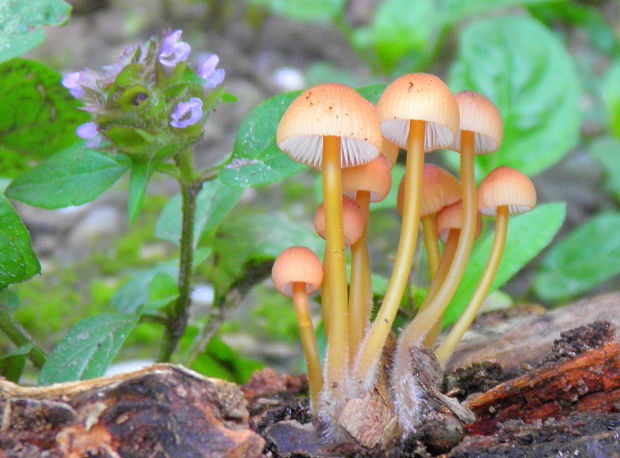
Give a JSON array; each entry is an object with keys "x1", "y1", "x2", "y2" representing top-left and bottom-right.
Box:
[
  {"x1": 589, "y1": 136, "x2": 620, "y2": 201},
  {"x1": 534, "y1": 212, "x2": 620, "y2": 302},
  {"x1": 448, "y1": 16, "x2": 581, "y2": 177},
  {"x1": 0, "y1": 195, "x2": 40, "y2": 289},
  {"x1": 6, "y1": 144, "x2": 129, "y2": 208},
  {"x1": 370, "y1": 0, "x2": 437, "y2": 73},
  {"x1": 0, "y1": 0, "x2": 71, "y2": 62},
  {"x1": 156, "y1": 178, "x2": 243, "y2": 248},
  {"x1": 443, "y1": 203, "x2": 565, "y2": 326},
  {"x1": 0, "y1": 59, "x2": 89, "y2": 177},
  {"x1": 38, "y1": 312, "x2": 139, "y2": 385},
  {"x1": 127, "y1": 158, "x2": 154, "y2": 223},
  {"x1": 248, "y1": 0, "x2": 345, "y2": 22},
  {"x1": 0, "y1": 343, "x2": 32, "y2": 382}
]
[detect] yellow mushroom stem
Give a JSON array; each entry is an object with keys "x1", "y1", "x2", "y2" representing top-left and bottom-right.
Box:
[
  {"x1": 320, "y1": 247, "x2": 332, "y2": 338},
  {"x1": 398, "y1": 130, "x2": 477, "y2": 348},
  {"x1": 348, "y1": 190, "x2": 372, "y2": 361},
  {"x1": 292, "y1": 281, "x2": 323, "y2": 408},
  {"x1": 322, "y1": 135, "x2": 349, "y2": 389},
  {"x1": 354, "y1": 120, "x2": 425, "y2": 386},
  {"x1": 436, "y1": 205, "x2": 508, "y2": 365},
  {"x1": 420, "y1": 229, "x2": 458, "y2": 347},
  {"x1": 421, "y1": 215, "x2": 441, "y2": 280}
]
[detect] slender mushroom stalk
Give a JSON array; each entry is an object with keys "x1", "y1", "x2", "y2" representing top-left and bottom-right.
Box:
[
  {"x1": 276, "y1": 84, "x2": 381, "y2": 408},
  {"x1": 395, "y1": 91, "x2": 503, "y2": 349},
  {"x1": 397, "y1": 165, "x2": 461, "y2": 280},
  {"x1": 422, "y1": 201, "x2": 483, "y2": 347},
  {"x1": 341, "y1": 155, "x2": 392, "y2": 359},
  {"x1": 272, "y1": 247, "x2": 324, "y2": 408},
  {"x1": 354, "y1": 74, "x2": 459, "y2": 388},
  {"x1": 436, "y1": 167, "x2": 536, "y2": 366},
  {"x1": 314, "y1": 196, "x2": 366, "y2": 337}
]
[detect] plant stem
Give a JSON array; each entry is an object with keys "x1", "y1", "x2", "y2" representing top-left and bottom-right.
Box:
[
  {"x1": 0, "y1": 303, "x2": 47, "y2": 369},
  {"x1": 158, "y1": 151, "x2": 201, "y2": 362},
  {"x1": 421, "y1": 215, "x2": 440, "y2": 280}
]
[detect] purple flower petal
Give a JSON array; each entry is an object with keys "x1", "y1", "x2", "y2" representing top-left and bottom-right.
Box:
[
  {"x1": 76, "y1": 122, "x2": 98, "y2": 139},
  {"x1": 204, "y1": 68, "x2": 225, "y2": 88},
  {"x1": 198, "y1": 54, "x2": 225, "y2": 89},
  {"x1": 159, "y1": 30, "x2": 191, "y2": 68},
  {"x1": 170, "y1": 97, "x2": 203, "y2": 129},
  {"x1": 62, "y1": 72, "x2": 85, "y2": 98}
]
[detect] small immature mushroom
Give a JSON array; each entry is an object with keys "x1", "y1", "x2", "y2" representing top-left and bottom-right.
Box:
[
  {"x1": 355, "y1": 74, "x2": 459, "y2": 387},
  {"x1": 341, "y1": 155, "x2": 392, "y2": 359},
  {"x1": 272, "y1": 246, "x2": 324, "y2": 408},
  {"x1": 314, "y1": 195, "x2": 365, "y2": 337},
  {"x1": 397, "y1": 164, "x2": 461, "y2": 279},
  {"x1": 381, "y1": 137, "x2": 400, "y2": 168},
  {"x1": 277, "y1": 84, "x2": 381, "y2": 404},
  {"x1": 435, "y1": 167, "x2": 536, "y2": 366}
]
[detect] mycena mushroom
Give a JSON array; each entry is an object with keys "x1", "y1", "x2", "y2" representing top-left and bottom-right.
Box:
[
  {"x1": 354, "y1": 74, "x2": 459, "y2": 388},
  {"x1": 435, "y1": 167, "x2": 536, "y2": 366},
  {"x1": 272, "y1": 246, "x2": 324, "y2": 408},
  {"x1": 276, "y1": 84, "x2": 381, "y2": 407}
]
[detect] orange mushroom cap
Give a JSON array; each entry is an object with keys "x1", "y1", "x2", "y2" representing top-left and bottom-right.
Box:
[
  {"x1": 342, "y1": 155, "x2": 392, "y2": 203},
  {"x1": 276, "y1": 84, "x2": 382, "y2": 169},
  {"x1": 314, "y1": 196, "x2": 365, "y2": 246},
  {"x1": 377, "y1": 73, "x2": 460, "y2": 152},
  {"x1": 436, "y1": 200, "x2": 483, "y2": 243},
  {"x1": 272, "y1": 246, "x2": 324, "y2": 298},
  {"x1": 397, "y1": 164, "x2": 461, "y2": 217},
  {"x1": 450, "y1": 91, "x2": 503, "y2": 155},
  {"x1": 478, "y1": 166, "x2": 537, "y2": 216}
]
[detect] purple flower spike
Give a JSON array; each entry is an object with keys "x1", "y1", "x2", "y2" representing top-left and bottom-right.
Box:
[
  {"x1": 76, "y1": 122, "x2": 98, "y2": 139},
  {"x1": 159, "y1": 30, "x2": 191, "y2": 68},
  {"x1": 170, "y1": 97, "x2": 203, "y2": 128},
  {"x1": 198, "y1": 54, "x2": 225, "y2": 88},
  {"x1": 62, "y1": 72, "x2": 85, "y2": 98}
]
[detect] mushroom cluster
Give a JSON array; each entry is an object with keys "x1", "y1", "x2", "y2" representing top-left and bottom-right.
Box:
[{"x1": 270, "y1": 76, "x2": 537, "y2": 441}]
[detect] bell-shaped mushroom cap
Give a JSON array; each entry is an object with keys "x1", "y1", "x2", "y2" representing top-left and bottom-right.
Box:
[
  {"x1": 342, "y1": 155, "x2": 392, "y2": 203},
  {"x1": 314, "y1": 196, "x2": 365, "y2": 246},
  {"x1": 381, "y1": 137, "x2": 400, "y2": 167},
  {"x1": 436, "y1": 201, "x2": 483, "y2": 243},
  {"x1": 478, "y1": 166, "x2": 537, "y2": 216},
  {"x1": 272, "y1": 246, "x2": 324, "y2": 298},
  {"x1": 276, "y1": 84, "x2": 382, "y2": 169},
  {"x1": 451, "y1": 91, "x2": 503, "y2": 155},
  {"x1": 397, "y1": 164, "x2": 462, "y2": 217},
  {"x1": 377, "y1": 73, "x2": 459, "y2": 152}
]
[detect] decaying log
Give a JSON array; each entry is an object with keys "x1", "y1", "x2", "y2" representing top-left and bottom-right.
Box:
[{"x1": 0, "y1": 364, "x2": 264, "y2": 457}]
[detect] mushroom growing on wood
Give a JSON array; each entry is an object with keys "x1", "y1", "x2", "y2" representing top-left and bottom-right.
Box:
[
  {"x1": 435, "y1": 166, "x2": 536, "y2": 366},
  {"x1": 272, "y1": 246, "x2": 324, "y2": 408},
  {"x1": 276, "y1": 84, "x2": 381, "y2": 406},
  {"x1": 355, "y1": 74, "x2": 459, "y2": 388}
]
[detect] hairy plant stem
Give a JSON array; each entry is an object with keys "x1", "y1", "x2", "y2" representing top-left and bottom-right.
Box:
[
  {"x1": 0, "y1": 303, "x2": 47, "y2": 368},
  {"x1": 158, "y1": 150, "x2": 202, "y2": 362}
]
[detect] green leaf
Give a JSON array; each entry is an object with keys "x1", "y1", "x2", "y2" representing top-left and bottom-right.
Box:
[
  {"x1": 191, "y1": 336, "x2": 263, "y2": 383},
  {"x1": 0, "y1": 288, "x2": 20, "y2": 313},
  {"x1": 0, "y1": 195, "x2": 40, "y2": 289},
  {"x1": 0, "y1": 0, "x2": 71, "y2": 62},
  {"x1": 148, "y1": 272, "x2": 179, "y2": 310},
  {"x1": 213, "y1": 212, "x2": 322, "y2": 292},
  {"x1": 589, "y1": 136, "x2": 620, "y2": 201},
  {"x1": 443, "y1": 0, "x2": 568, "y2": 24},
  {"x1": 370, "y1": 0, "x2": 437, "y2": 73},
  {"x1": 6, "y1": 145, "x2": 129, "y2": 208},
  {"x1": 248, "y1": 0, "x2": 345, "y2": 22},
  {"x1": 443, "y1": 203, "x2": 565, "y2": 326},
  {"x1": 603, "y1": 59, "x2": 620, "y2": 139},
  {"x1": 0, "y1": 343, "x2": 32, "y2": 382},
  {"x1": 156, "y1": 178, "x2": 243, "y2": 248},
  {"x1": 220, "y1": 90, "x2": 305, "y2": 188},
  {"x1": 38, "y1": 312, "x2": 140, "y2": 385},
  {"x1": 127, "y1": 158, "x2": 154, "y2": 223},
  {"x1": 448, "y1": 16, "x2": 581, "y2": 177},
  {"x1": 0, "y1": 59, "x2": 89, "y2": 177},
  {"x1": 534, "y1": 212, "x2": 620, "y2": 302}
]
